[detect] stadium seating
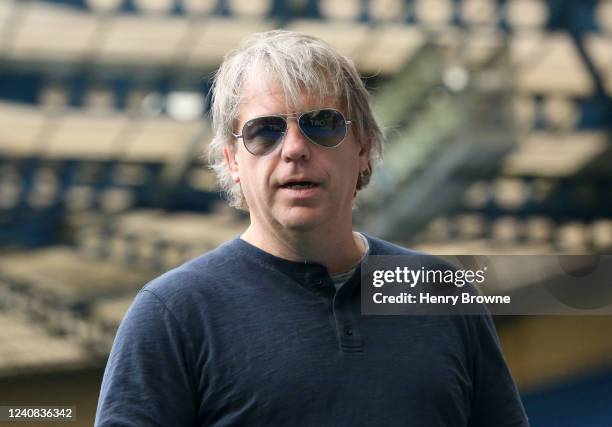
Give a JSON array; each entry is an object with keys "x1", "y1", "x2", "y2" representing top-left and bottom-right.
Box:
[{"x1": 1, "y1": 3, "x2": 611, "y2": 423}]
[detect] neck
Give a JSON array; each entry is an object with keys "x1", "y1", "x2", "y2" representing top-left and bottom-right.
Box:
[{"x1": 241, "y1": 220, "x2": 365, "y2": 275}]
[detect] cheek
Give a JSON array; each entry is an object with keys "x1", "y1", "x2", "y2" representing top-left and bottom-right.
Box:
[
  {"x1": 238, "y1": 157, "x2": 274, "y2": 196},
  {"x1": 338, "y1": 150, "x2": 361, "y2": 179}
]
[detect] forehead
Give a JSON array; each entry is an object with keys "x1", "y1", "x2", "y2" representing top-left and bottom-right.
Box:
[{"x1": 237, "y1": 67, "x2": 342, "y2": 118}]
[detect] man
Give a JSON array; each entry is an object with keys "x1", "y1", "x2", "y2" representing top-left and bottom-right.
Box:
[{"x1": 96, "y1": 30, "x2": 529, "y2": 426}]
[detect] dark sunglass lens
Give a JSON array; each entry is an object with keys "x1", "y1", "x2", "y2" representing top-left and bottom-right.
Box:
[
  {"x1": 242, "y1": 116, "x2": 287, "y2": 155},
  {"x1": 299, "y1": 109, "x2": 347, "y2": 147}
]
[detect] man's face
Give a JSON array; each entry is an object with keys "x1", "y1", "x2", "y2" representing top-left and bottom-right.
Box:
[{"x1": 224, "y1": 73, "x2": 371, "y2": 234}]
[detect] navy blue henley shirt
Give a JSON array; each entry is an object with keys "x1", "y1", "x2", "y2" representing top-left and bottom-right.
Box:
[{"x1": 95, "y1": 234, "x2": 529, "y2": 426}]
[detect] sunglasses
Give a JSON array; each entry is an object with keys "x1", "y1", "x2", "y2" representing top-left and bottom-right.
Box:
[{"x1": 233, "y1": 108, "x2": 352, "y2": 156}]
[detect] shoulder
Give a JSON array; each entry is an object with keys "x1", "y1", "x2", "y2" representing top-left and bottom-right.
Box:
[
  {"x1": 140, "y1": 237, "x2": 242, "y2": 313},
  {"x1": 363, "y1": 233, "x2": 455, "y2": 271},
  {"x1": 109, "y1": 240, "x2": 246, "y2": 363}
]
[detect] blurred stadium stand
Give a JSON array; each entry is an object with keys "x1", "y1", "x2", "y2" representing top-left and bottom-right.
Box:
[{"x1": 1, "y1": 0, "x2": 611, "y2": 425}]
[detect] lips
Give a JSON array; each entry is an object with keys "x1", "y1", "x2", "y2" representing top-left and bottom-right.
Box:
[
  {"x1": 278, "y1": 178, "x2": 321, "y2": 189},
  {"x1": 280, "y1": 181, "x2": 319, "y2": 189},
  {"x1": 277, "y1": 178, "x2": 322, "y2": 199}
]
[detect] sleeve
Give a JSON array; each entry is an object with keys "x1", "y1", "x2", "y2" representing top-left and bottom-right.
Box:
[
  {"x1": 468, "y1": 314, "x2": 530, "y2": 427},
  {"x1": 95, "y1": 289, "x2": 198, "y2": 427}
]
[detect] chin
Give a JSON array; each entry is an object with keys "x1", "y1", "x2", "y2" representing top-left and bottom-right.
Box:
[{"x1": 277, "y1": 208, "x2": 325, "y2": 231}]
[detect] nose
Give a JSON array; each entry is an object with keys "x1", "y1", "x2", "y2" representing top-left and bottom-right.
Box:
[{"x1": 280, "y1": 119, "x2": 311, "y2": 162}]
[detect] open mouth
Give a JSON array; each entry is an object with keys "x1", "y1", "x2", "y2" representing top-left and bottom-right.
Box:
[{"x1": 280, "y1": 181, "x2": 319, "y2": 190}]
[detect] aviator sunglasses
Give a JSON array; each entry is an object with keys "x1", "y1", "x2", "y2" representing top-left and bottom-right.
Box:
[{"x1": 233, "y1": 108, "x2": 352, "y2": 156}]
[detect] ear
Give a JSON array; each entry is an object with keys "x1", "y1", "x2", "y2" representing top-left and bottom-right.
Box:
[
  {"x1": 223, "y1": 145, "x2": 240, "y2": 183},
  {"x1": 358, "y1": 139, "x2": 372, "y2": 173}
]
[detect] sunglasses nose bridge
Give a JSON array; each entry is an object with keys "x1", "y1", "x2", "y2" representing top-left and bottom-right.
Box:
[
  {"x1": 287, "y1": 114, "x2": 315, "y2": 143},
  {"x1": 280, "y1": 115, "x2": 302, "y2": 138},
  {"x1": 280, "y1": 117, "x2": 312, "y2": 159}
]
